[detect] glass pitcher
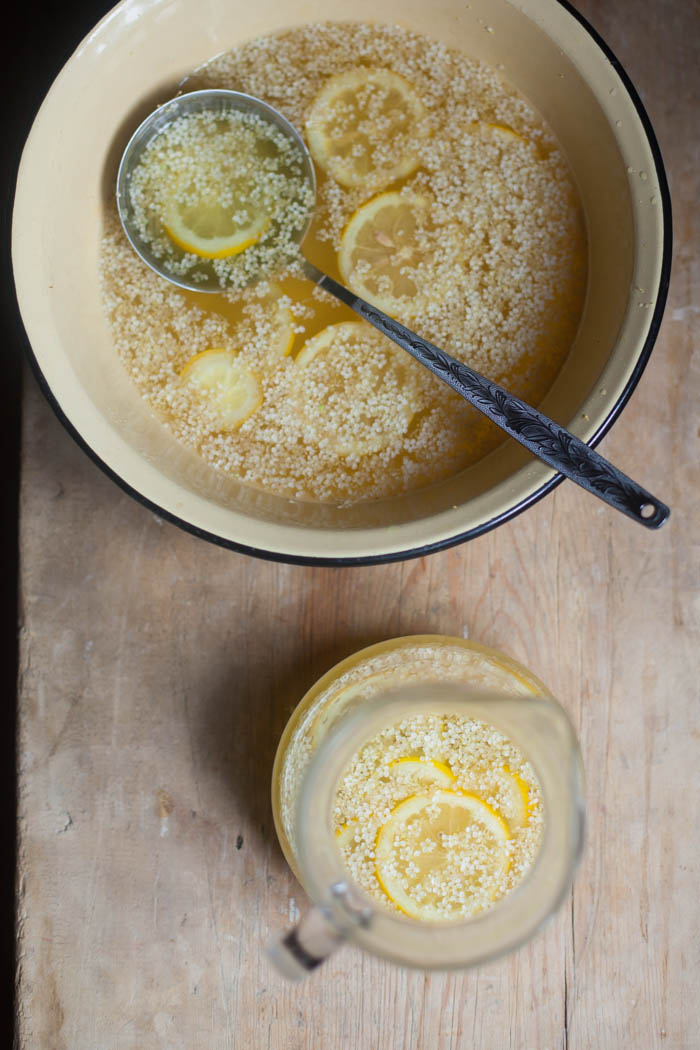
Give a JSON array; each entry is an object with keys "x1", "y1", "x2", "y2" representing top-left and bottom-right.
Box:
[{"x1": 269, "y1": 637, "x2": 584, "y2": 977}]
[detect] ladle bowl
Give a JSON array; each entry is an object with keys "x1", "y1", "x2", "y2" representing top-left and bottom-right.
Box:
[{"x1": 116, "y1": 89, "x2": 318, "y2": 293}]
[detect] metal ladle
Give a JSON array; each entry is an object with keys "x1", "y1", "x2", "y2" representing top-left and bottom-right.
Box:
[{"x1": 117, "y1": 89, "x2": 669, "y2": 528}]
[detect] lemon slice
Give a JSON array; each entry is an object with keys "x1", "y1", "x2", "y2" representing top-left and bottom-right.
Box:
[
  {"x1": 375, "y1": 790, "x2": 511, "y2": 920},
  {"x1": 388, "y1": 757, "x2": 456, "y2": 789},
  {"x1": 338, "y1": 192, "x2": 432, "y2": 317},
  {"x1": 294, "y1": 325, "x2": 339, "y2": 369},
  {"x1": 481, "y1": 121, "x2": 528, "y2": 145},
  {"x1": 306, "y1": 69, "x2": 428, "y2": 190},
  {"x1": 255, "y1": 284, "x2": 295, "y2": 358},
  {"x1": 293, "y1": 321, "x2": 421, "y2": 456},
  {"x1": 164, "y1": 196, "x2": 269, "y2": 259},
  {"x1": 336, "y1": 820, "x2": 358, "y2": 849},
  {"x1": 269, "y1": 304, "x2": 294, "y2": 359},
  {"x1": 492, "y1": 766, "x2": 531, "y2": 829},
  {"x1": 180, "y1": 348, "x2": 262, "y2": 429}
]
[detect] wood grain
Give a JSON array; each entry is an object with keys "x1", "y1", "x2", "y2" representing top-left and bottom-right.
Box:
[{"x1": 15, "y1": 1, "x2": 699, "y2": 1047}]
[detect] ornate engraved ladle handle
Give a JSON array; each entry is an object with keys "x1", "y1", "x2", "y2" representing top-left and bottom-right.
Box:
[{"x1": 307, "y1": 264, "x2": 669, "y2": 529}]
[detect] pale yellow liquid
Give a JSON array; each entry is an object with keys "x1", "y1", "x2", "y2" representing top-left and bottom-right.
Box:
[
  {"x1": 332, "y1": 711, "x2": 543, "y2": 921},
  {"x1": 176, "y1": 199, "x2": 361, "y2": 344},
  {"x1": 103, "y1": 22, "x2": 587, "y2": 502},
  {"x1": 271, "y1": 636, "x2": 550, "y2": 883}
]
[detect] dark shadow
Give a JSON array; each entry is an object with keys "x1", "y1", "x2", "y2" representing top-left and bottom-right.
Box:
[
  {"x1": 6, "y1": 0, "x2": 122, "y2": 1043},
  {"x1": 196, "y1": 630, "x2": 381, "y2": 875}
]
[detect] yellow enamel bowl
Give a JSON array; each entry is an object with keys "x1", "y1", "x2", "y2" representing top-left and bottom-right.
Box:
[{"x1": 12, "y1": 0, "x2": 671, "y2": 565}]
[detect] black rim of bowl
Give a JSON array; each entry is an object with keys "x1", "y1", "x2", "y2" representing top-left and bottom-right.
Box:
[{"x1": 12, "y1": 0, "x2": 673, "y2": 567}]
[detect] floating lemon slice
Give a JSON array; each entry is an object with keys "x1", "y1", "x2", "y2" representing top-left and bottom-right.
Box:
[
  {"x1": 306, "y1": 68, "x2": 428, "y2": 190},
  {"x1": 338, "y1": 192, "x2": 432, "y2": 317},
  {"x1": 492, "y1": 766, "x2": 531, "y2": 830},
  {"x1": 269, "y1": 308, "x2": 295, "y2": 359},
  {"x1": 481, "y1": 121, "x2": 528, "y2": 145},
  {"x1": 256, "y1": 284, "x2": 295, "y2": 359},
  {"x1": 180, "y1": 348, "x2": 262, "y2": 429},
  {"x1": 336, "y1": 820, "x2": 359, "y2": 849},
  {"x1": 388, "y1": 757, "x2": 456, "y2": 789},
  {"x1": 293, "y1": 321, "x2": 421, "y2": 456},
  {"x1": 375, "y1": 790, "x2": 511, "y2": 920},
  {"x1": 163, "y1": 195, "x2": 269, "y2": 259},
  {"x1": 294, "y1": 325, "x2": 337, "y2": 369}
]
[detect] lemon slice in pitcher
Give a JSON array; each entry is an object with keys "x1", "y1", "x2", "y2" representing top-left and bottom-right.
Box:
[
  {"x1": 180, "y1": 348, "x2": 262, "y2": 429},
  {"x1": 492, "y1": 766, "x2": 531, "y2": 829},
  {"x1": 338, "y1": 192, "x2": 432, "y2": 317},
  {"x1": 388, "y1": 757, "x2": 456, "y2": 789},
  {"x1": 306, "y1": 69, "x2": 428, "y2": 190},
  {"x1": 375, "y1": 790, "x2": 511, "y2": 920},
  {"x1": 335, "y1": 820, "x2": 359, "y2": 849}
]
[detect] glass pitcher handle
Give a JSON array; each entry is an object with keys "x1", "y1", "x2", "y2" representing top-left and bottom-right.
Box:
[
  {"x1": 267, "y1": 882, "x2": 372, "y2": 979},
  {"x1": 266, "y1": 905, "x2": 345, "y2": 980}
]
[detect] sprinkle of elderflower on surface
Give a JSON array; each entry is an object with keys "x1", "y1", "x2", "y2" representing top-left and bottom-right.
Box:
[{"x1": 101, "y1": 22, "x2": 586, "y2": 504}]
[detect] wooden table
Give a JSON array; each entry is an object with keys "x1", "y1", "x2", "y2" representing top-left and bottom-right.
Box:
[{"x1": 16, "y1": 1, "x2": 699, "y2": 1046}]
